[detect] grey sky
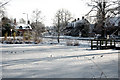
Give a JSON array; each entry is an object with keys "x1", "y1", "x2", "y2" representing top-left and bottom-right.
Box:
[{"x1": 6, "y1": 0, "x2": 91, "y2": 26}]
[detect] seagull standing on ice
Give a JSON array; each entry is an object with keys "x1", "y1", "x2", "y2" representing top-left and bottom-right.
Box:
[
  {"x1": 101, "y1": 55, "x2": 103, "y2": 57},
  {"x1": 92, "y1": 56, "x2": 95, "y2": 59}
]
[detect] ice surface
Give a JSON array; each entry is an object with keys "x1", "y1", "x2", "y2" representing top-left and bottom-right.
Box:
[
  {"x1": 1, "y1": 39, "x2": 118, "y2": 78},
  {"x1": 0, "y1": 43, "x2": 2, "y2": 79}
]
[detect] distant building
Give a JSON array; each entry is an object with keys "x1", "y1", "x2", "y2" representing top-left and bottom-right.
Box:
[
  {"x1": 107, "y1": 17, "x2": 120, "y2": 27},
  {"x1": 93, "y1": 17, "x2": 120, "y2": 37},
  {"x1": 43, "y1": 26, "x2": 57, "y2": 36},
  {"x1": 64, "y1": 17, "x2": 90, "y2": 37},
  {"x1": 64, "y1": 16, "x2": 120, "y2": 37},
  {"x1": 107, "y1": 17, "x2": 120, "y2": 36},
  {"x1": 15, "y1": 24, "x2": 32, "y2": 36}
]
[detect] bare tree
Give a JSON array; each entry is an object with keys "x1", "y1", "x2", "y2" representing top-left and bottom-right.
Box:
[
  {"x1": 0, "y1": 4, "x2": 5, "y2": 18},
  {"x1": 31, "y1": 9, "x2": 45, "y2": 41},
  {"x1": 53, "y1": 8, "x2": 73, "y2": 43},
  {"x1": 85, "y1": 0, "x2": 119, "y2": 38},
  {"x1": 0, "y1": 0, "x2": 10, "y2": 37},
  {"x1": 0, "y1": 0, "x2": 10, "y2": 7},
  {"x1": 0, "y1": 0, "x2": 10, "y2": 18},
  {"x1": 19, "y1": 18, "x2": 26, "y2": 24}
]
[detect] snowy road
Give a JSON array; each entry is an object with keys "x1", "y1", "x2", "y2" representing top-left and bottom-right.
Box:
[{"x1": 1, "y1": 40, "x2": 118, "y2": 78}]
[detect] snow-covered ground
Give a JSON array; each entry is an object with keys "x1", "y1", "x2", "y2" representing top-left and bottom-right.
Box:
[
  {"x1": 43, "y1": 36, "x2": 94, "y2": 40},
  {"x1": 1, "y1": 38, "x2": 118, "y2": 78},
  {"x1": 0, "y1": 43, "x2": 2, "y2": 79}
]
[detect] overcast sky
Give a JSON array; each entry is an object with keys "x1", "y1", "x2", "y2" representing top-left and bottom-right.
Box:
[{"x1": 6, "y1": 0, "x2": 91, "y2": 26}]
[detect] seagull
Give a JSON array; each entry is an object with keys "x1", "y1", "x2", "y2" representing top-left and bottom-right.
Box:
[
  {"x1": 101, "y1": 55, "x2": 103, "y2": 57},
  {"x1": 50, "y1": 55, "x2": 52, "y2": 57},
  {"x1": 77, "y1": 56, "x2": 78, "y2": 58},
  {"x1": 92, "y1": 56, "x2": 95, "y2": 59}
]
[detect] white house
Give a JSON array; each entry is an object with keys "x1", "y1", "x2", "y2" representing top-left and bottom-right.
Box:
[
  {"x1": 15, "y1": 24, "x2": 32, "y2": 36},
  {"x1": 15, "y1": 24, "x2": 32, "y2": 30}
]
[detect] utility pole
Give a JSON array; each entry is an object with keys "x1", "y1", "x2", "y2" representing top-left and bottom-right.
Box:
[
  {"x1": 23, "y1": 13, "x2": 30, "y2": 41},
  {"x1": 23, "y1": 13, "x2": 28, "y2": 26}
]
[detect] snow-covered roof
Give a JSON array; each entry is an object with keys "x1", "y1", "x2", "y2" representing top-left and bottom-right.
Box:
[
  {"x1": 75, "y1": 19, "x2": 86, "y2": 24},
  {"x1": 74, "y1": 19, "x2": 89, "y2": 27},
  {"x1": 107, "y1": 17, "x2": 120, "y2": 26},
  {"x1": 15, "y1": 24, "x2": 32, "y2": 30},
  {"x1": 68, "y1": 19, "x2": 89, "y2": 28}
]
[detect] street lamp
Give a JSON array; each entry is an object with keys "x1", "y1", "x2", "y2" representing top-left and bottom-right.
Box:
[
  {"x1": 23, "y1": 13, "x2": 30, "y2": 41},
  {"x1": 23, "y1": 13, "x2": 28, "y2": 25},
  {"x1": 11, "y1": 29, "x2": 12, "y2": 37}
]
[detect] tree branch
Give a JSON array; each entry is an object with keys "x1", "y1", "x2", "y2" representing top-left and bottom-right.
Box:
[{"x1": 0, "y1": 0, "x2": 10, "y2": 7}]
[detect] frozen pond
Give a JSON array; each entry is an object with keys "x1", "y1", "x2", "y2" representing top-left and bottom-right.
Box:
[{"x1": 1, "y1": 39, "x2": 118, "y2": 78}]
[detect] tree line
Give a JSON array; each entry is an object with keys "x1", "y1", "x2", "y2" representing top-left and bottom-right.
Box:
[
  {"x1": 0, "y1": 0, "x2": 120, "y2": 43},
  {"x1": 0, "y1": 0, "x2": 73, "y2": 43}
]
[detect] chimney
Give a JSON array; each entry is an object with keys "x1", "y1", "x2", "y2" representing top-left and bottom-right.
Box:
[
  {"x1": 82, "y1": 16, "x2": 84, "y2": 20},
  {"x1": 28, "y1": 20, "x2": 30, "y2": 24},
  {"x1": 74, "y1": 19, "x2": 76, "y2": 22},
  {"x1": 14, "y1": 18, "x2": 16, "y2": 25}
]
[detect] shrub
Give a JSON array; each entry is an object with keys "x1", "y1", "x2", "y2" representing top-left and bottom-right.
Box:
[
  {"x1": 74, "y1": 40, "x2": 79, "y2": 46},
  {"x1": 66, "y1": 40, "x2": 73, "y2": 46}
]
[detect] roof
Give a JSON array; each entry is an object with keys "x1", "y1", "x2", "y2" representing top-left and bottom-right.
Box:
[
  {"x1": 15, "y1": 24, "x2": 32, "y2": 30},
  {"x1": 107, "y1": 17, "x2": 120, "y2": 26},
  {"x1": 68, "y1": 19, "x2": 90, "y2": 28}
]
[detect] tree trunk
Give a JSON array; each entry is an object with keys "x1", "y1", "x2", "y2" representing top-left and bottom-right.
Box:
[
  {"x1": 57, "y1": 16, "x2": 60, "y2": 43},
  {"x1": 57, "y1": 29, "x2": 60, "y2": 43}
]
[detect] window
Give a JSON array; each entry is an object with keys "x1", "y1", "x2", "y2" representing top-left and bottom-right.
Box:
[{"x1": 19, "y1": 26, "x2": 22, "y2": 29}]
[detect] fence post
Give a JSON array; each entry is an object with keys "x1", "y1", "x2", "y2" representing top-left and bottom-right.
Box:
[
  {"x1": 91, "y1": 40, "x2": 93, "y2": 49},
  {"x1": 97, "y1": 40, "x2": 98, "y2": 50},
  {"x1": 114, "y1": 40, "x2": 116, "y2": 47},
  {"x1": 100, "y1": 40, "x2": 101, "y2": 49},
  {"x1": 110, "y1": 40, "x2": 112, "y2": 46},
  {"x1": 105, "y1": 40, "x2": 107, "y2": 47}
]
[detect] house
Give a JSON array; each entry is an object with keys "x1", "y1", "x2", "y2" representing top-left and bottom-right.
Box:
[
  {"x1": 94, "y1": 17, "x2": 120, "y2": 35},
  {"x1": 15, "y1": 24, "x2": 32, "y2": 36},
  {"x1": 107, "y1": 17, "x2": 120, "y2": 36},
  {"x1": 64, "y1": 17, "x2": 90, "y2": 37}
]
